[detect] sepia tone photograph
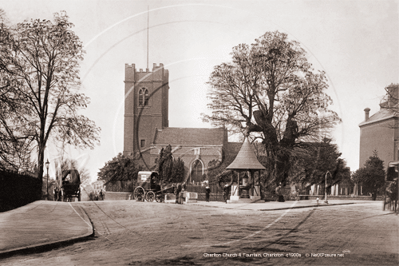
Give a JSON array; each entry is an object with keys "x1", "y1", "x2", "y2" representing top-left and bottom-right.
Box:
[{"x1": 0, "y1": 0, "x2": 398, "y2": 265}]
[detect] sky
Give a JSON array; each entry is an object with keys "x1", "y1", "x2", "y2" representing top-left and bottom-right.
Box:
[{"x1": 1, "y1": 0, "x2": 398, "y2": 182}]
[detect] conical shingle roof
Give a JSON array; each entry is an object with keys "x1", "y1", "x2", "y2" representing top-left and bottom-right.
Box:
[{"x1": 226, "y1": 138, "x2": 266, "y2": 170}]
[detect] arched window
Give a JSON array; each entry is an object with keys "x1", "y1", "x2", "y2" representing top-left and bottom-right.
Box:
[
  {"x1": 138, "y1": 88, "x2": 149, "y2": 106},
  {"x1": 191, "y1": 160, "x2": 203, "y2": 184}
]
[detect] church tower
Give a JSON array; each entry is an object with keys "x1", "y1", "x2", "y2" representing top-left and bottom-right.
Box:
[{"x1": 123, "y1": 63, "x2": 169, "y2": 161}]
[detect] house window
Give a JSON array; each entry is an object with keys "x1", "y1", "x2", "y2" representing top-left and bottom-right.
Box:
[
  {"x1": 138, "y1": 88, "x2": 149, "y2": 106},
  {"x1": 140, "y1": 139, "x2": 145, "y2": 148}
]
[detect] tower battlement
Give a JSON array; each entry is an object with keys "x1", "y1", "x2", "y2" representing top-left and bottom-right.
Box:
[
  {"x1": 125, "y1": 63, "x2": 163, "y2": 71},
  {"x1": 125, "y1": 63, "x2": 135, "y2": 68},
  {"x1": 152, "y1": 63, "x2": 164, "y2": 69},
  {"x1": 125, "y1": 63, "x2": 166, "y2": 82}
]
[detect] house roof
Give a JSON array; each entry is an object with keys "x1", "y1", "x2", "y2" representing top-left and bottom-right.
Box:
[
  {"x1": 153, "y1": 127, "x2": 226, "y2": 146},
  {"x1": 359, "y1": 108, "x2": 398, "y2": 127}
]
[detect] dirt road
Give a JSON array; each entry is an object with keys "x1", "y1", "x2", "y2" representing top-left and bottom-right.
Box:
[{"x1": 1, "y1": 201, "x2": 398, "y2": 265}]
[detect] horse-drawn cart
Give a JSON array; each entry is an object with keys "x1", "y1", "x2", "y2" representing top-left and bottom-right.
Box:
[
  {"x1": 133, "y1": 171, "x2": 176, "y2": 202},
  {"x1": 61, "y1": 169, "x2": 81, "y2": 202}
]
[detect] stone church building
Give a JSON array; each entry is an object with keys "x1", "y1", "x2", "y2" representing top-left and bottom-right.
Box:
[
  {"x1": 123, "y1": 63, "x2": 241, "y2": 183},
  {"x1": 359, "y1": 84, "x2": 399, "y2": 169}
]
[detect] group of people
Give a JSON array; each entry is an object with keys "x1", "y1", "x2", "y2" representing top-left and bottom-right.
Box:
[{"x1": 93, "y1": 189, "x2": 105, "y2": 200}]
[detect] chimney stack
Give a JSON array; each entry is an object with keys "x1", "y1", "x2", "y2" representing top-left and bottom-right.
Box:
[{"x1": 364, "y1": 108, "x2": 370, "y2": 121}]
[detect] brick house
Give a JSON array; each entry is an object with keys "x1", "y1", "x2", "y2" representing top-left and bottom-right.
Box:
[
  {"x1": 358, "y1": 84, "x2": 399, "y2": 196},
  {"x1": 359, "y1": 85, "x2": 399, "y2": 169}
]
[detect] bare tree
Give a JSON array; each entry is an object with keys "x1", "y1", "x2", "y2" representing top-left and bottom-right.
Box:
[{"x1": 380, "y1": 83, "x2": 399, "y2": 129}]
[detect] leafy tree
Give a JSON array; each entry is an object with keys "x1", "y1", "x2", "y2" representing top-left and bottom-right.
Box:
[
  {"x1": 290, "y1": 138, "x2": 351, "y2": 187},
  {"x1": 97, "y1": 153, "x2": 142, "y2": 191},
  {"x1": 169, "y1": 157, "x2": 185, "y2": 183},
  {"x1": 0, "y1": 11, "x2": 100, "y2": 197},
  {"x1": 153, "y1": 145, "x2": 186, "y2": 184},
  {"x1": 203, "y1": 31, "x2": 340, "y2": 186},
  {"x1": 352, "y1": 151, "x2": 385, "y2": 200},
  {"x1": 157, "y1": 145, "x2": 173, "y2": 186}
]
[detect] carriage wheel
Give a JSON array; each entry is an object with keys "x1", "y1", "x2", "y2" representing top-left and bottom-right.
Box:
[
  {"x1": 78, "y1": 188, "x2": 81, "y2": 202},
  {"x1": 134, "y1": 187, "x2": 145, "y2": 201},
  {"x1": 145, "y1": 191, "x2": 156, "y2": 202}
]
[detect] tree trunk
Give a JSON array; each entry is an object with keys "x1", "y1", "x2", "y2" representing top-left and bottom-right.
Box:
[
  {"x1": 37, "y1": 118, "x2": 47, "y2": 199},
  {"x1": 37, "y1": 145, "x2": 45, "y2": 199}
]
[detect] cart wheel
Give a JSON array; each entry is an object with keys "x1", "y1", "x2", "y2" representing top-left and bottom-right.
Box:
[
  {"x1": 134, "y1": 187, "x2": 145, "y2": 201},
  {"x1": 78, "y1": 188, "x2": 81, "y2": 202},
  {"x1": 146, "y1": 191, "x2": 156, "y2": 202}
]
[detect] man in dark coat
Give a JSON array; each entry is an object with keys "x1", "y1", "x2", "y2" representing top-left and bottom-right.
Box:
[
  {"x1": 54, "y1": 187, "x2": 59, "y2": 201},
  {"x1": 205, "y1": 186, "x2": 211, "y2": 202},
  {"x1": 223, "y1": 185, "x2": 231, "y2": 203},
  {"x1": 276, "y1": 183, "x2": 285, "y2": 202}
]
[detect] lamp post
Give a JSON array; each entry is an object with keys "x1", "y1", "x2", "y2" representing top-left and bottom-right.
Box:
[
  {"x1": 45, "y1": 159, "x2": 50, "y2": 200},
  {"x1": 325, "y1": 171, "x2": 331, "y2": 204}
]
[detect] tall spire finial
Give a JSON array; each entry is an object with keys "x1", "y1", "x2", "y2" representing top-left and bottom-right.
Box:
[{"x1": 147, "y1": 5, "x2": 149, "y2": 70}]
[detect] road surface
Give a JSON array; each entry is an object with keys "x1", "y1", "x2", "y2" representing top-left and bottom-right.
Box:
[{"x1": 1, "y1": 201, "x2": 398, "y2": 265}]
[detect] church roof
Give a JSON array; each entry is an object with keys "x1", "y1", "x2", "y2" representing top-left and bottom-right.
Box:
[
  {"x1": 225, "y1": 142, "x2": 242, "y2": 155},
  {"x1": 359, "y1": 108, "x2": 398, "y2": 127},
  {"x1": 153, "y1": 127, "x2": 226, "y2": 146},
  {"x1": 226, "y1": 138, "x2": 266, "y2": 170}
]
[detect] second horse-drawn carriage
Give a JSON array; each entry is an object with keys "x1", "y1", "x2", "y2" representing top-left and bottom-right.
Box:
[{"x1": 133, "y1": 171, "x2": 178, "y2": 202}]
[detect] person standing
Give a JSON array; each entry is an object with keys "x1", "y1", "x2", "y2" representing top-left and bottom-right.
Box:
[
  {"x1": 205, "y1": 186, "x2": 211, "y2": 202},
  {"x1": 276, "y1": 183, "x2": 285, "y2": 202},
  {"x1": 175, "y1": 183, "x2": 182, "y2": 204},
  {"x1": 223, "y1": 184, "x2": 231, "y2": 203},
  {"x1": 53, "y1": 187, "x2": 59, "y2": 201},
  {"x1": 99, "y1": 189, "x2": 103, "y2": 201}
]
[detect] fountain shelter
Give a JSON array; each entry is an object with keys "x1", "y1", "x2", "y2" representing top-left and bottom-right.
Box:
[{"x1": 226, "y1": 137, "x2": 266, "y2": 203}]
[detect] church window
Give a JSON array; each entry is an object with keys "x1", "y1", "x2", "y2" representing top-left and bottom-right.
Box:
[
  {"x1": 138, "y1": 88, "x2": 149, "y2": 106},
  {"x1": 191, "y1": 160, "x2": 203, "y2": 184}
]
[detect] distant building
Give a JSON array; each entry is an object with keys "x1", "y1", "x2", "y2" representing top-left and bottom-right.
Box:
[
  {"x1": 123, "y1": 63, "x2": 241, "y2": 183},
  {"x1": 359, "y1": 84, "x2": 399, "y2": 168}
]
